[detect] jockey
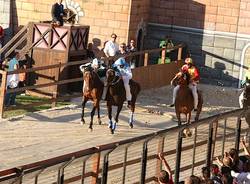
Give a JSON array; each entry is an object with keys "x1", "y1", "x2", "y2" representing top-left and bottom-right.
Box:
[
  {"x1": 80, "y1": 58, "x2": 106, "y2": 92},
  {"x1": 170, "y1": 57, "x2": 200, "y2": 111},
  {"x1": 239, "y1": 69, "x2": 250, "y2": 108},
  {"x1": 112, "y1": 57, "x2": 132, "y2": 106}
]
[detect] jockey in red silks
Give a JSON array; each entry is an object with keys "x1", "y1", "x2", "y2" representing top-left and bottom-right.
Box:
[{"x1": 170, "y1": 57, "x2": 200, "y2": 111}]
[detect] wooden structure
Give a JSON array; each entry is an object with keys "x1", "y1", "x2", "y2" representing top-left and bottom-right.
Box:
[{"x1": 27, "y1": 22, "x2": 89, "y2": 97}]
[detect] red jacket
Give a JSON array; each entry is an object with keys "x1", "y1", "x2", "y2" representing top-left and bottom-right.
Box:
[{"x1": 181, "y1": 64, "x2": 200, "y2": 82}]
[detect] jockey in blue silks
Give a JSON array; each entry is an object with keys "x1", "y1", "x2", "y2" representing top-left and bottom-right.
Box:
[{"x1": 112, "y1": 57, "x2": 132, "y2": 106}]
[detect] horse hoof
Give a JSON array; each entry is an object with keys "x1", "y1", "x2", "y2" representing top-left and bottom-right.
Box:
[
  {"x1": 129, "y1": 123, "x2": 133, "y2": 128},
  {"x1": 98, "y1": 120, "x2": 102, "y2": 125},
  {"x1": 81, "y1": 120, "x2": 85, "y2": 125},
  {"x1": 88, "y1": 128, "x2": 93, "y2": 132},
  {"x1": 110, "y1": 128, "x2": 114, "y2": 134},
  {"x1": 183, "y1": 128, "x2": 192, "y2": 138}
]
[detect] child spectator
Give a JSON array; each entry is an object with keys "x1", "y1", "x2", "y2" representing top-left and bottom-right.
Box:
[{"x1": 158, "y1": 152, "x2": 174, "y2": 184}]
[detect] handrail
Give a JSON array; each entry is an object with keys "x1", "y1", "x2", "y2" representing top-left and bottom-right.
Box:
[
  {"x1": 0, "y1": 25, "x2": 28, "y2": 55},
  {"x1": 0, "y1": 108, "x2": 246, "y2": 179}
]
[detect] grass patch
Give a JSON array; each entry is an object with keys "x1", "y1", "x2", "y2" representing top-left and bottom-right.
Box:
[{"x1": 3, "y1": 95, "x2": 72, "y2": 119}]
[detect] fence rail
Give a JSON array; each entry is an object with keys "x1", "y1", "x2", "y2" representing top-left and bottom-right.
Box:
[{"x1": 0, "y1": 108, "x2": 249, "y2": 183}]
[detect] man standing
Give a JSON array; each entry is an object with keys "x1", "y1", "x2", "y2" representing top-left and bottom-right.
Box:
[
  {"x1": 51, "y1": 0, "x2": 65, "y2": 26},
  {"x1": 103, "y1": 33, "x2": 119, "y2": 59}
]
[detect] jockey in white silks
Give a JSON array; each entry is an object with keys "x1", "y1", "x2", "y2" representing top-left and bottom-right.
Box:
[
  {"x1": 112, "y1": 57, "x2": 132, "y2": 106},
  {"x1": 79, "y1": 58, "x2": 106, "y2": 92}
]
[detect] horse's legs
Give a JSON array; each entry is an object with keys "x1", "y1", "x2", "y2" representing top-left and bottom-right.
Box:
[
  {"x1": 81, "y1": 98, "x2": 88, "y2": 124},
  {"x1": 89, "y1": 105, "x2": 96, "y2": 132},
  {"x1": 112, "y1": 105, "x2": 123, "y2": 133},
  {"x1": 107, "y1": 104, "x2": 113, "y2": 133},
  {"x1": 129, "y1": 104, "x2": 135, "y2": 128},
  {"x1": 96, "y1": 101, "x2": 102, "y2": 125}
]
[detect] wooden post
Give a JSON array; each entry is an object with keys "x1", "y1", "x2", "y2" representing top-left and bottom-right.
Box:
[
  {"x1": 91, "y1": 153, "x2": 101, "y2": 184},
  {"x1": 161, "y1": 48, "x2": 166, "y2": 64},
  {"x1": 144, "y1": 53, "x2": 148, "y2": 66},
  {"x1": 177, "y1": 47, "x2": 183, "y2": 61},
  {"x1": 52, "y1": 62, "x2": 61, "y2": 108},
  {"x1": 155, "y1": 137, "x2": 165, "y2": 178},
  {"x1": 0, "y1": 70, "x2": 7, "y2": 119},
  {"x1": 211, "y1": 120, "x2": 218, "y2": 161}
]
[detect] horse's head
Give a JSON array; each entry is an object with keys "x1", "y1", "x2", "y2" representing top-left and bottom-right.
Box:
[
  {"x1": 106, "y1": 68, "x2": 116, "y2": 85},
  {"x1": 83, "y1": 67, "x2": 94, "y2": 90},
  {"x1": 171, "y1": 71, "x2": 189, "y2": 86}
]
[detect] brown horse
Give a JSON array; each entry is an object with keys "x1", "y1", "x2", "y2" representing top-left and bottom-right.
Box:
[
  {"x1": 106, "y1": 68, "x2": 141, "y2": 134},
  {"x1": 81, "y1": 67, "x2": 104, "y2": 132},
  {"x1": 171, "y1": 71, "x2": 203, "y2": 126}
]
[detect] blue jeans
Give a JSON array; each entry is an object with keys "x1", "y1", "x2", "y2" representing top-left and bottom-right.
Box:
[{"x1": 4, "y1": 87, "x2": 17, "y2": 106}]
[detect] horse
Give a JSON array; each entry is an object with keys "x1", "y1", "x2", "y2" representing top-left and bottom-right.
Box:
[
  {"x1": 80, "y1": 66, "x2": 104, "y2": 132},
  {"x1": 105, "y1": 68, "x2": 141, "y2": 134},
  {"x1": 171, "y1": 71, "x2": 203, "y2": 136}
]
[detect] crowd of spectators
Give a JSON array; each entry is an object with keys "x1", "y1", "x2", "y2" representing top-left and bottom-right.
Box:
[{"x1": 158, "y1": 137, "x2": 250, "y2": 184}]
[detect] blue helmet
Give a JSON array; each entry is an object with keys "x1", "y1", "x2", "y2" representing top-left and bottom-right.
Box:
[{"x1": 114, "y1": 58, "x2": 126, "y2": 66}]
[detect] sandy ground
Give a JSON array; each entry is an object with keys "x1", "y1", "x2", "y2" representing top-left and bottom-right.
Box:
[{"x1": 137, "y1": 83, "x2": 241, "y2": 120}]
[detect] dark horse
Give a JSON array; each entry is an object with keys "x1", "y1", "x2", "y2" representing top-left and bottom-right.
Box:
[
  {"x1": 81, "y1": 67, "x2": 104, "y2": 132},
  {"x1": 106, "y1": 68, "x2": 141, "y2": 134},
  {"x1": 171, "y1": 71, "x2": 203, "y2": 126}
]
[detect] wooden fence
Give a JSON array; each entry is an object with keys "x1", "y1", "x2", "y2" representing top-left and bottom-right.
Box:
[{"x1": 0, "y1": 44, "x2": 185, "y2": 118}]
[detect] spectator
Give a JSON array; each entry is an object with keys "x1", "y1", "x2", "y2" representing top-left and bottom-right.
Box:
[
  {"x1": 103, "y1": 33, "x2": 119, "y2": 63},
  {"x1": 220, "y1": 166, "x2": 233, "y2": 184},
  {"x1": 185, "y1": 175, "x2": 201, "y2": 184},
  {"x1": 51, "y1": 0, "x2": 65, "y2": 26},
  {"x1": 127, "y1": 39, "x2": 138, "y2": 68},
  {"x1": 4, "y1": 52, "x2": 20, "y2": 107},
  {"x1": 158, "y1": 153, "x2": 174, "y2": 184},
  {"x1": 210, "y1": 164, "x2": 223, "y2": 184},
  {"x1": 241, "y1": 137, "x2": 250, "y2": 157},
  {"x1": 118, "y1": 43, "x2": 127, "y2": 55},
  {"x1": 201, "y1": 166, "x2": 210, "y2": 183}
]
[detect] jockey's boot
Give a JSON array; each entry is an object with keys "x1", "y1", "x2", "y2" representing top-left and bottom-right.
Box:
[{"x1": 168, "y1": 104, "x2": 174, "y2": 107}]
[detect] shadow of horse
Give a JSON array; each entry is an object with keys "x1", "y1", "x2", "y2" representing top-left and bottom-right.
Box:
[
  {"x1": 106, "y1": 68, "x2": 141, "y2": 134},
  {"x1": 171, "y1": 72, "x2": 203, "y2": 136},
  {"x1": 80, "y1": 66, "x2": 104, "y2": 132}
]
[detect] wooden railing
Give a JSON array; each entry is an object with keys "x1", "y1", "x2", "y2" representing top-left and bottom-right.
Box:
[
  {"x1": 0, "y1": 25, "x2": 29, "y2": 60},
  {"x1": 0, "y1": 44, "x2": 185, "y2": 118}
]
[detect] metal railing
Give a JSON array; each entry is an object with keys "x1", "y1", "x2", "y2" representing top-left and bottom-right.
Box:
[{"x1": 0, "y1": 108, "x2": 249, "y2": 183}]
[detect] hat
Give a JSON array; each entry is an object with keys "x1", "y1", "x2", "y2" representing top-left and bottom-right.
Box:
[{"x1": 185, "y1": 58, "x2": 193, "y2": 64}]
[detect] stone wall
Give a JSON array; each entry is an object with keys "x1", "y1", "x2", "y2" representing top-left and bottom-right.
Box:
[{"x1": 144, "y1": 0, "x2": 250, "y2": 87}]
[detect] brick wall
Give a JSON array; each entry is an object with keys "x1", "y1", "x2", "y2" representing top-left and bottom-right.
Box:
[
  {"x1": 148, "y1": 0, "x2": 250, "y2": 34},
  {"x1": 128, "y1": 0, "x2": 150, "y2": 40}
]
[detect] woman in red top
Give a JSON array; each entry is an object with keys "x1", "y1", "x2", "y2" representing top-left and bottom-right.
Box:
[{"x1": 0, "y1": 25, "x2": 4, "y2": 48}]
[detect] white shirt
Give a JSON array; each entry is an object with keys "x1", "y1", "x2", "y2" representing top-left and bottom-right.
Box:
[{"x1": 103, "y1": 40, "x2": 119, "y2": 57}]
